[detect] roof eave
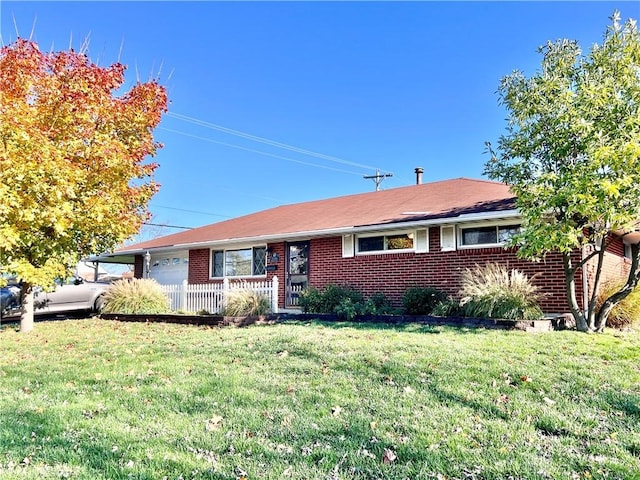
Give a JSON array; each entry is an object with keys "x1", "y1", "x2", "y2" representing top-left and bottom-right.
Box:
[{"x1": 92, "y1": 209, "x2": 520, "y2": 262}]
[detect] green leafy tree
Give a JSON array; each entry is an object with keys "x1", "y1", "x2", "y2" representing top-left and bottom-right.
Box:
[
  {"x1": 485, "y1": 12, "x2": 640, "y2": 332},
  {"x1": 0, "y1": 39, "x2": 168, "y2": 332}
]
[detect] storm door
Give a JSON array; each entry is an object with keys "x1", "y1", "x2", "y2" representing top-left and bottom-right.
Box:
[{"x1": 286, "y1": 241, "x2": 309, "y2": 307}]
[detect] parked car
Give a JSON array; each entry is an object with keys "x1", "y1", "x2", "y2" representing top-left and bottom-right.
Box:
[
  {"x1": 0, "y1": 284, "x2": 20, "y2": 316},
  {"x1": 1, "y1": 276, "x2": 110, "y2": 318}
]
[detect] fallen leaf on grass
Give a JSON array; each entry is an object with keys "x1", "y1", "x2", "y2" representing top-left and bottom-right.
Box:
[
  {"x1": 382, "y1": 448, "x2": 397, "y2": 464},
  {"x1": 543, "y1": 397, "x2": 556, "y2": 405},
  {"x1": 206, "y1": 415, "x2": 224, "y2": 431}
]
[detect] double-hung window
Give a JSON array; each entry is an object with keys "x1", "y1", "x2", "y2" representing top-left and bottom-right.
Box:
[
  {"x1": 211, "y1": 246, "x2": 267, "y2": 278},
  {"x1": 459, "y1": 224, "x2": 520, "y2": 247}
]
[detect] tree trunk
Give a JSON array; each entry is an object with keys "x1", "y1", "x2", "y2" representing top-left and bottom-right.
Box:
[
  {"x1": 563, "y1": 251, "x2": 588, "y2": 331},
  {"x1": 587, "y1": 245, "x2": 606, "y2": 331},
  {"x1": 19, "y1": 283, "x2": 35, "y2": 333},
  {"x1": 595, "y1": 242, "x2": 640, "y2": 331}
]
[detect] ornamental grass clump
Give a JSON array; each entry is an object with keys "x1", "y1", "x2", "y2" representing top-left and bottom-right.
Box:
[
  {"x1": 222, "y1": 288, "x2": 271, "y2": 317},
  {"x1": 460, "y1": 263, "x2": 543, "y2": 320},
  {"x1": 102, "y1": 278, "x2": 170, "y2": 315},
  {"x1": 596, "y1": 280, "x2": 640, "y2": 329}
]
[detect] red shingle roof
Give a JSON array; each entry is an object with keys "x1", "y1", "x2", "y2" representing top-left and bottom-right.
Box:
[{"x1": 119, "y1": 178, "x2": 516, "y2": 252}]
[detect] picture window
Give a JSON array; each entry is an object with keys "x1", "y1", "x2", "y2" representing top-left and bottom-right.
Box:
[{"x1": 211, "y1": 247, "x2": 267, "y2": 277}]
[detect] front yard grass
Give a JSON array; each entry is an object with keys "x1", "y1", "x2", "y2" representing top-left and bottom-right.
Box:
[{"x1": 0, "y1": 319, "x2": 638, "y2": 479}]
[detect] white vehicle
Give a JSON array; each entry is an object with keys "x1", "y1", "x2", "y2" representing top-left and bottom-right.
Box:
[{"x1": 2, "y1": 277, "x2": 110, "y2": 317}]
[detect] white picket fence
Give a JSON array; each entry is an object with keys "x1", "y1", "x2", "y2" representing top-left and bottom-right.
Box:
[{"x1": 160, "y1": 276, "x2": 279, "y2": 314}]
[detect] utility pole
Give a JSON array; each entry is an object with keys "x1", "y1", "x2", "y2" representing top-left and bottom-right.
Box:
[{"x1": 363, "y1": 168, "x2": 393, "y2": 191}]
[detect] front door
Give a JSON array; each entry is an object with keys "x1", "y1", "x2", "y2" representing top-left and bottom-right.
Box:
[{"x1": 286, "y1": 241, "x2": 309, "y2": 307}]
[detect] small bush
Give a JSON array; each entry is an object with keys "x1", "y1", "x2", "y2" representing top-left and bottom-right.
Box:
[
  {"x1": 358, "y1": 292, "x2": 395, "y2": 315},
  {"x1": 102, "y1": 278, "x2": 170, "y2": 315},
  {"x1": 320, "y1": 284, "x2": 363, "y2": 313},
  {"x1": 298, "y1": 287, "x2": 323, "y2": 313},
  {"x1": 334, "y1": 297, "x2": 359, "y2": 321},
  {"x1": 596, "y1": 280, "x2": 640, "y2": 329},
  {"x1": 222, "y1": 289, "x2": 271, "y2": 317},
  {"x1": 298, "y1": 285, "x2": 400, "y2": 318},
  {"x1": 299, "y1": 284, "x2": 363, "y2": 314},
  {"x1": 403, "y1": 287, "x2": 447, "y2": 315},
  {"x1": 459, "y1": 263, "x2": 543, "y2": 320},
  {"x1": 431, "y1": 298, "x2": 463, "y2": 317}
]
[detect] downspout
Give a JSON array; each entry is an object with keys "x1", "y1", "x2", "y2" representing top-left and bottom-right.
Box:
[{"x1": 582, "y1": 245, "x2": 589, "y2": 318}]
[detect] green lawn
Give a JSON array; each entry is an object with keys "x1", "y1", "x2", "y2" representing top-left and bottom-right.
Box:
[{"x1": 0, "y1": 319, "x2": 638, "y2": 480}]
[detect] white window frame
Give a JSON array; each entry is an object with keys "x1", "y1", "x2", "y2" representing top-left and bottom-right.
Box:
[
  {"x1": 355, "y1": 229, "x2": 427, "y2": 255},
  {"x1": 210, "y1": 245, "x2": 267, "y2": 279},
  {"x1": 458, "y1": 222, "x2": 521, "y2": 249}
]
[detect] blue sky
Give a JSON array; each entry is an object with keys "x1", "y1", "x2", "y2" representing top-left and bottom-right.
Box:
[{"x1": 1, "y1": 1, "x2": 636, "y2": 240}]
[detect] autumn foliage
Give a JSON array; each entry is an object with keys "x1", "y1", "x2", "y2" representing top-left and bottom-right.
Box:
[{"x1": 0, "y1": 38, "x2": 167, "y2": 329}]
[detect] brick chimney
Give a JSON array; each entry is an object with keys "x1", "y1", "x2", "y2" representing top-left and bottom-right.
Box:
[{"x1": 414, "y1": 167, "x2": 424, "y2": 185}]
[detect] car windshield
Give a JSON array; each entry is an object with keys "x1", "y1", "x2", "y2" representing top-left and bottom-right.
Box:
[{"x1": 1, "y1": 273, "x2": 19, "y2": 285}]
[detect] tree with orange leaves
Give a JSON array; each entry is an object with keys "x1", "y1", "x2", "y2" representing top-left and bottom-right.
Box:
[{"x1": 0, "y1": 39, "x2": 168, "y2": 332}]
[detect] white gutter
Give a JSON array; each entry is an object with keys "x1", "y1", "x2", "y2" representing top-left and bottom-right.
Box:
[{"x1": 98, "y1": 209, "x2": 521, "y2": 259}]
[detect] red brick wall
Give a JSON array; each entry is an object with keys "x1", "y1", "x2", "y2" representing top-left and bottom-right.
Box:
[
  {"x1": 584, "y1": 236, "x2": 631, "y2": 299},
  {"x1": 188, "y1": 249, "x2": 211, "y2": 284},
  {"x1": 308, "y1": 229, "x2": 579, "y2": 314},
  {"x1": 266, "y1": 242, "x2": 286, "y2": 309},
  {"x1": 180, "y1": 230, "x2": 639, "y2": 314},
  {"x1": 187, "y1": 246, "x2": 286, "y2": 307}
]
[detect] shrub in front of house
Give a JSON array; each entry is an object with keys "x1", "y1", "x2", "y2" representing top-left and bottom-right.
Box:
[
  {"x1": 596, "y1": 280, "x2": 640, "y2": 329},
  {"x1": 459, "y1": 263, "x2": 543, "y2": 320},
  {"x1": 431, "y1": 297, "x2": 464, "y2": 317},
  {"x1": 320, "y1": 284, "x2": 364, "y2": 313},
  {"x1": 299, "y1": 285, "x2": 400, "y2": 318},
  {"x1": 334, "y1": 297, "x2": 359, "y2": 321},
  {"x1": 402, "y1": 287, "x2": 448, "y2": 315},
  {"x1": 299, "y1": 284, "x2": 364, "y2": 314},
  {"x1": 222, "y1": 289, "x2": 271, "y2": 317},
  {"x1": 102, "y1": 278, "x2": 170, "y2": 315},
  {"x1": 298, "y1": 287, "x2": 324, "y2": 313},
  {"x1": 361, "y1": 292, "x2": 396, "y2": 315}
]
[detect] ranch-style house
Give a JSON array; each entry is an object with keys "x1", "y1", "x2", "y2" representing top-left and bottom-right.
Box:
[{"x1": 97, "y1": 176, "x2": 636, "y2": 314}]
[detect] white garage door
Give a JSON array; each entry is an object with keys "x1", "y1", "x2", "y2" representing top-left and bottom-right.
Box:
[{"x1": 149, "y1": 251, "x2": 189, "y2": 285}]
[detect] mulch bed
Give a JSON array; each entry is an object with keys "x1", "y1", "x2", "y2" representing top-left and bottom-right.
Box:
[{"x1": 100, "y1": 312, "x2": 572, "y2": 332}]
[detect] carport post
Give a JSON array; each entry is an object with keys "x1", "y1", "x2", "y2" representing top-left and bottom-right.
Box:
[{"x1": 144, "y1": 251, "x2": 151, "y2": 278}]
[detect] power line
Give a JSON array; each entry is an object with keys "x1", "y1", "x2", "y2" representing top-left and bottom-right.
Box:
[
  {"x1": 159, "y1": 127, "x2": 367, "y2": 176},
  {"x1": 152, "y1": 205, "x2": 233, "y2": 219},
  {"x1": 144, "y1": 222, "x2": 193, "y2": 230},
  {"x1": 166, "y1": 111, "x2": 385, "y2": 173}
]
